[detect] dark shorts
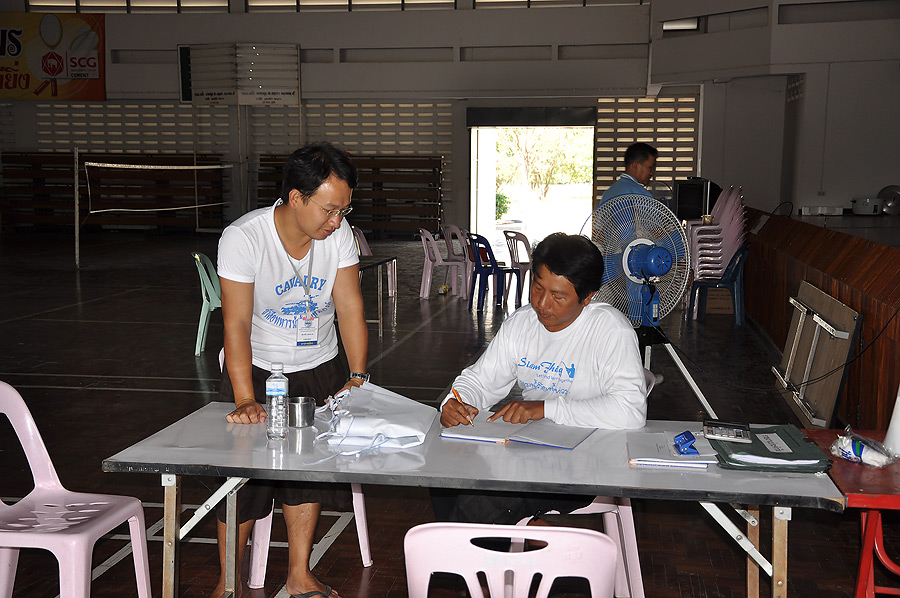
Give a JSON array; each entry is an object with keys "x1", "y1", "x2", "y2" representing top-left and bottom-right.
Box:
[
  {"x1": 430, "y1": 488, "x2": 594, "y2": 525},
  {"x1": 216, "y1": 355, "x2": 352, "y2": 523}
]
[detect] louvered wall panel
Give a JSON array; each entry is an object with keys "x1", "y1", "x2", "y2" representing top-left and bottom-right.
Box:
[
  {"x1": 33, "y1": 102, "x2": 234, "y2": 155},
  {"x1": 302, "y1": 100, "x2": 454, "y2": 201},
  {"x1": 593, "y1": 94, "x2": 699, "y2": 205}
]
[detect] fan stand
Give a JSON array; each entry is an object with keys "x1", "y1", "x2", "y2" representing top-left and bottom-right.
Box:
[{"x1": 636, "y1": 326, "x2": 719, "y2": 419}]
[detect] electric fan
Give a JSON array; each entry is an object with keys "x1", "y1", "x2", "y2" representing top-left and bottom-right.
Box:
[
  {"x1": 581, "y1": 194, "x2": 689, "y2": 328},
  {"x1": 580, "y1": 193, "x2": 718, "y2": 419}
]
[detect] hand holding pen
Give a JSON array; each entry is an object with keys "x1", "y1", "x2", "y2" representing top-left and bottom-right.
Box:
[{"x1": 440, "y1": 388, "x2": 478, "y2": 428}]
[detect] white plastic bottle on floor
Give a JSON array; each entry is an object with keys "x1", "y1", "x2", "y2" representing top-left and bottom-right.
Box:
[{"x1": 265, "y1": 363, "x2": 288, "y2": 440}]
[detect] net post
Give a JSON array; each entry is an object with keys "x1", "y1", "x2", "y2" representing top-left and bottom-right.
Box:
[{"x1": 74, "y1": 147, "x2": 80, "y2": 269}]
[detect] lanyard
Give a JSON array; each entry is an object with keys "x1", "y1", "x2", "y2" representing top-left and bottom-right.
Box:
[{"x1": 281, "y1": 238, "x2": 315, "y2": 300}]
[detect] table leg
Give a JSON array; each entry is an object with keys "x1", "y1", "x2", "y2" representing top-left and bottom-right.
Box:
[
  {"x1": 389, "y1": 258, "x2": 397, "y2": 298},
  {"x1": 856, "y1": 510, "x2": 879, "y2": 598},
  {"x1": 772, "y1": 506, "x2": 791, "y2": 598},
  {"x1": 747, "y1": 505, "x2": 760, "y2": 598},
  {"x1": 377, "y1": 263, "x2": 383, "y2": 338},
  {"x1": 224, "y1": 487, "x2": 240, "y2": 598},
  {"x1": 162, "y1": 474, "x2": 181, "y2": 598}
]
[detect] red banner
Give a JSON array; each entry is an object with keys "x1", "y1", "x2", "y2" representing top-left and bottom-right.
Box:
[{"x1": 0, "y1": 13, "x2": 105, "y2": 101}]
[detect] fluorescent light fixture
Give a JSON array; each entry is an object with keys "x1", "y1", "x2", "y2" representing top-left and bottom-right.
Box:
[{"x1": 662, "y1": 18, "x2": 699, "y2": 31}]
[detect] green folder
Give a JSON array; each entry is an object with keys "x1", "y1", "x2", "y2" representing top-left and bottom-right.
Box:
[{"x1": 708, "y1": 424, "x2": 831, "y2": 473}]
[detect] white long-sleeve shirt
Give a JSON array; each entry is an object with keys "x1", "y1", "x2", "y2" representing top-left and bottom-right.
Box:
[{"x1": 446, "y1": 302, "x2": 647, "y2": 429}]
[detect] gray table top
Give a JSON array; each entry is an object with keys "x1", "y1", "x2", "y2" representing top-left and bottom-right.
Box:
[{"x1": 103, "y1": 403, "x2": 845, "y2": 512}]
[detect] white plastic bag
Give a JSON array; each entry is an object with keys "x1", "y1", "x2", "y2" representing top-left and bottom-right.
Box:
[{"x1": 322, "y1": 382, "x2": 438, "y2": 450}]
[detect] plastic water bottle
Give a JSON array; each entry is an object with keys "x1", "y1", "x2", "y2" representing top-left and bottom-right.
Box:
[{"x1": 265, "y1": 363, "x2": 288, "y2": 441}]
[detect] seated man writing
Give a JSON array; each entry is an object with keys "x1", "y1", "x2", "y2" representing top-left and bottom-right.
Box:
[{"x1": 436, "y1": 232, "x2": 647, "y2": 523}]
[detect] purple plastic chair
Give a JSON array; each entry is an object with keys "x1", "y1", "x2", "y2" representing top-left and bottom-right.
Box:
[
  {"x1": 404, "y1": 522, "x2": 617, "y2": 598},
  {"x1": 0, "y1": 380, "x2": 152, "y2": 598},
  {"x1": 419, "y1": 228, "x2": 466, "y2": 299}
]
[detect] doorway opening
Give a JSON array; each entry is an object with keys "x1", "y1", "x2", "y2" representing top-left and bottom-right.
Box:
[{"x1": 470, "y1": 126, "x2": 594, "y2": 255}]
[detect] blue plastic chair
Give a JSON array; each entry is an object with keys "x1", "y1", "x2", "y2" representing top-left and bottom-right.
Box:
[
  {"x1": 192, "y1": 252, "x2": 221, "y2": 355},
  {"x1": 688, "y1": 243, "x2": 750, "y2": 326},
  {"x1": 466, "y1": 233, "x2": 521, "y2": 311}
]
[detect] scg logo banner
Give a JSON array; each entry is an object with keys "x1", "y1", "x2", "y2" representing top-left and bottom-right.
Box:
[{"x1": 67, "y1": 51, "x2": 99, "y2": 78}]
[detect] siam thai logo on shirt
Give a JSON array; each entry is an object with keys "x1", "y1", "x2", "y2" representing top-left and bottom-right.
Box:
[{"x1": 518, "y1": 358, "x2": 576, "y2": 396}]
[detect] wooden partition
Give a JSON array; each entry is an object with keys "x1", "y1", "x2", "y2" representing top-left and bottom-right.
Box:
[
  {"x1": 258, "y1": 154, "x2": 443, "y2": 237},
  {"x1": 0, "y1": 152, "x2": 225, "y2": 231},
  {"x1": 745, "y1": 208, "x2": 900, "y2": 429}
]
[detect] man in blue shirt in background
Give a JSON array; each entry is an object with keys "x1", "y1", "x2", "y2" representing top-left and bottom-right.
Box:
[{"x1": 600, "y1": 142, "x2": 658, "y2": 204}]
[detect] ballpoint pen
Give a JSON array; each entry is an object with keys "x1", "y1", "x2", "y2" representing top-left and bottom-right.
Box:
[{"x1": 451, "y1": 388, "x2": 474, "y2": 426}]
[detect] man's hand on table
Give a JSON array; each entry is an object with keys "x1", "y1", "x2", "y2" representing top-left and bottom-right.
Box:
[
  {"x1": 441, "y1": 399, "x2": 479, "y2": 428},
  {"x1": 487, "y1": 400, "x2": 544, "y2": 424},
  {"x1": 226, "y1": 400, "x2": 267, "y2": 424}
]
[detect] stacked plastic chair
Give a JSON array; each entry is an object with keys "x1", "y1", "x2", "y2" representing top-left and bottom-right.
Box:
[
  {"x1": 688, "y1": 186, "x2": 746, "y2": 280},
  {"x1": 685, "y1": 186, "x2": 749, "y2": 325},
  {"x1": 688, "y1": 243, "x2": 750, "y2": 326}
]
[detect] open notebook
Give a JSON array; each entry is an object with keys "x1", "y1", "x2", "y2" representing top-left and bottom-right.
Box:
[{"x1": 439, "y1": 411, "x2": 596, "y2": 450}]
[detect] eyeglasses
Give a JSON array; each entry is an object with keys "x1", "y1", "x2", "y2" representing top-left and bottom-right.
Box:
[{"x1": 310, "y1": 197, "x2": 353, "y2": 218}]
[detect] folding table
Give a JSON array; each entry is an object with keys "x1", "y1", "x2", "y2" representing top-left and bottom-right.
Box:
[{"x1": 104, "y1": 405, "x2": 845, "y2": 598}]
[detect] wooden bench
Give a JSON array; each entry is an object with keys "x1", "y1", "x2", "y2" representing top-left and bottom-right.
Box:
[
  {"x1": 1, "y1": 152, "x2": 225, "y2": 231},
  {"x1": 257, "y1": 154, "x2": 443, "y2": 237}
]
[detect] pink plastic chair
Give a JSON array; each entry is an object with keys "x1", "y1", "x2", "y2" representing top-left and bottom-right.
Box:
[
  {"x1": 0, "y1": 380, "x2": 152, "y2": 598},
  {"x1": 441, "y1": 224, "x2": 473, "y2": 300},
  {"x1": 247, "y1": 485, "x2": 372, "y2": 588},
  {"x1": 215, "y1": 349, "x2": 373, "y2": 588},
  {"x1": 511, "y1": 368, "x2": 655, "y2": 598},
  {"x1": 419, "y1": 228, "x2": 466, "y2": 299},
  {"x1": 404, "y1": 522, "x2": 617, "y2": 598}
]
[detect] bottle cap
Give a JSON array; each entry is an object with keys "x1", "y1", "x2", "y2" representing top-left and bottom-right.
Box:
[{"x1": 271, "y1": 362, "x2": 284, "y2": 373}]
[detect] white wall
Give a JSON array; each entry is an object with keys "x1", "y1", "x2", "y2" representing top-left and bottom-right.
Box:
[
  {"x1": 3, "y1": 0, "x2": 899, "y2": 220},
  {"x1": 650, "y1": 0, "x2": 900, "y2": 213},
  {"x1": 700, "y1": 76, "x2": 786, "y2": 212}
]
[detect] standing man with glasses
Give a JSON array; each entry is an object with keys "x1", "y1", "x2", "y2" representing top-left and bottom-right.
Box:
[{"x1": 212, "y1": 142, "x2": 367, "y2": 598}]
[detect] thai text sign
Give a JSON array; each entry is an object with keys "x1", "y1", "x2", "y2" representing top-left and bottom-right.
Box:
[{"x1": 0, "y1": 13, "x2": 105, "y2": 101}]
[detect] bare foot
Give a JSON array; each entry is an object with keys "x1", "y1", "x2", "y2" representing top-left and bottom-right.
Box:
[{"x1": 285, "y1": 577, "x2": 340, "y2": 598}]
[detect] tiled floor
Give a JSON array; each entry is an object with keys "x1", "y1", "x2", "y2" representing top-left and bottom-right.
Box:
[{"x1": 0, "y1": 228, "x2": 890, "y2": 597}]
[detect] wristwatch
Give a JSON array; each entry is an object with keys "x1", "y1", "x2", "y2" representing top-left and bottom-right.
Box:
[{"x1": 349, "y1": 372, "x2": 370, "y2": 383}]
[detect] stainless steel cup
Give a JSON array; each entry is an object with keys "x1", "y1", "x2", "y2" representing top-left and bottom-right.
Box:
[{"x1": 288, "y1": 396, "x2": 315, "y2": 428}]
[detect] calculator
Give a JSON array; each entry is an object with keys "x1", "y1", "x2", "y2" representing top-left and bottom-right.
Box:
[{"x1": 703, "y1": 419, "x2": 753, "y2": 443}]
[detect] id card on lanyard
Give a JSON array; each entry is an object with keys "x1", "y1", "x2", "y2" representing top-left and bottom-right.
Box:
[{"x1": 283, "y1": 240, "x2": 319, "y2": 347}]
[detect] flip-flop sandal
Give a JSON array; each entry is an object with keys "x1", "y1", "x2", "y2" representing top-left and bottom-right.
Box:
[{"x1": 291, "y1": 585, "x2": 333, "y2": 598}]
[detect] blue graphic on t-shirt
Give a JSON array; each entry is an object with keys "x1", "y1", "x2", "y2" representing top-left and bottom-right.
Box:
[
  {"x1": 282, "y1": 299, "x2": 318, "y2": 316},
  {"x1": 275, "y1": 274, "x2": 328, "y2": 296},
  {"x1": 516, "y1": 357, "x2": 577, "y2": 396},
  {"x1": 260, "y1": 295, "x2": 333, "y2": 330}
]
